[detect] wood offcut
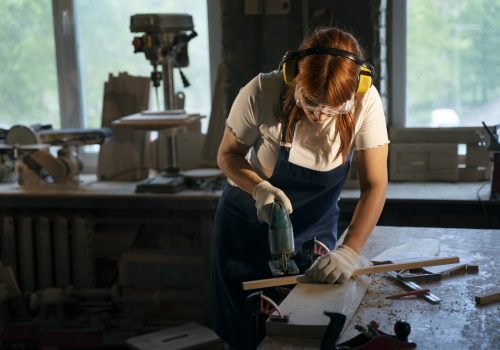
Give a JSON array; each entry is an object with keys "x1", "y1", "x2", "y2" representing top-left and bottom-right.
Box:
[{"x1": 475, "y1": 292, "x2": 500, "y2": 306}]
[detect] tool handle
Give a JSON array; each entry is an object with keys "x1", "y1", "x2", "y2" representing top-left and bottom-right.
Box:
[{"x1": 386, "y1": 289, "x2": 430, "y2": 299}]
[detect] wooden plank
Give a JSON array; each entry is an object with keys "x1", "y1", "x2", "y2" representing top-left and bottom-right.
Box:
[
  {"x1": 475, "y1": 292, "x2": 500, "y2": 306},
  {"x1": 265, "y1": 275, "x2": 371, "y2": 339},
  {"x1": 352, "y1": 256, "x2": 459, "y2": 276},
  {"x1": 424, "y1": 263, "x2": 479, "y2": 276},
  {"x1": 112, "y1": 112, "x2": 203, "y2": 129},
  {"x1": 242, "y1": 256, "x2": 460, "y2": 291}
]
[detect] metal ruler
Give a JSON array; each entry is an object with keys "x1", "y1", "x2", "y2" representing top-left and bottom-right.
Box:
[{"x1": 386, "y1": 271, "x2": 441, "y2": 304}]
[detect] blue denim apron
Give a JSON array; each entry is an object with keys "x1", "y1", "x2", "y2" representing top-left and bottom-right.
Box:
[{"x1": 211, "y1": 122, "x2": 352, "y2": 349}]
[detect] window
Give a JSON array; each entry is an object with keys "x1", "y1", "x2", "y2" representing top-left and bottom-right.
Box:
[
  {"x1": 391, "y1": 0, "x2": 500, "y2": 128},
  {"x1": 0, "y1": 1, "x2": 60, "y2": 129},
  {"x1": 1, "y1": 0, "x2": 212, "y2": 132}
]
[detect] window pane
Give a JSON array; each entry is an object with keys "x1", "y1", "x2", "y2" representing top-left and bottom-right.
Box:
[
  {"x1": 77, "y1": 1, "x2": 211, "y2": 131},
  {"x1": 0, "y1": 1, "x2": 60, "y2": 129},
  {"x1": 407, "y1": 0, "x2": 500, "y2": 127}
]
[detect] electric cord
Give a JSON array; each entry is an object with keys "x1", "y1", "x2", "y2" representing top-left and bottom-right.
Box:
[{"x1": 476, "y1": 181, "x2": 490, "y2": 223}]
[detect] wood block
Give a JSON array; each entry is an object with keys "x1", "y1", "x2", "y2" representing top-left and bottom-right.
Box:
[
  {"x1": 126, "y1": 322, "x2": 223, "y2": 350},
  {"x1": 265, "y1": 275, "x2": 371, "y2": 339},
  {"x1": 98, "y1": 72, "x2": 150, "y2": 181},
  {"x1": 424, "y1": 263, "x2": 479, "y2": 276},
  {"x1": 475, "y1": 292, "x2": 500, "y2": 306}
]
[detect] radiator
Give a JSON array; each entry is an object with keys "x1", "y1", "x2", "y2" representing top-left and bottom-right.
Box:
[{"x1": 0, "y1": 215, "x2": 95, "y2": 292}]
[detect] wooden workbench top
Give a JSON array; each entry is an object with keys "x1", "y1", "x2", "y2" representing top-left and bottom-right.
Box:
[
  {"x1": 0, "y1": 178, "x2": 494, "y2": 204},
  {"x1": 342, "y1": 181, "x2": 492, "y2": 203},
  {"x1": 259, "y1": 226, "x2": 500, "y2": 349},
  {"x1": 0, "y1": 175, "x2": 221, "y2": 210}
]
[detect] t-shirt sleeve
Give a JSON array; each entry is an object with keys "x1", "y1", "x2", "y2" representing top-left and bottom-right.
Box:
[
  {"x1": 354, "y1": 86, "x2": 390, "y2": 150},
  {"x1": 225, "y1": 75, "x2": 261, "y2": 146}
]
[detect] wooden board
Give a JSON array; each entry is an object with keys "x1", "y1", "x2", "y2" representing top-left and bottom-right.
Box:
[
  {"x1": 243, "y1": 256, "x2": 460, "y2": 290},
  {"x1": 265, "y1": 274, "x2": 371, "y2": 339},
  {"x1": 112, "y1": 112, "x2": 203, "y2": 130}
]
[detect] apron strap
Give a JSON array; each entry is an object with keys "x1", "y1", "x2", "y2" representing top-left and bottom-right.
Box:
[{"x1": 279, "y1": 121, "x2": 296, "y2": 149}]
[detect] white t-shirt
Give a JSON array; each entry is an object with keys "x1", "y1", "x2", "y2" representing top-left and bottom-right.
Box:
[{"x1": 226, "y1": 70, "x2": 390, "y2": 179}]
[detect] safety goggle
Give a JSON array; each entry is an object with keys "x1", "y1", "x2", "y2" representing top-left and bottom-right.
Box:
[{"x1": 294, "y1": 88, "x2": 355, "y2": 118}]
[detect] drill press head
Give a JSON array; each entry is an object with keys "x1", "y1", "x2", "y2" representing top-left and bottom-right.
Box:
[
  {"x1": 130, "y1": 14, "x2": 197, "y2": 69},
  {"x1": 268, "y1": 202, "x2": 299, "y2": 276},
  {"x1": 130, "y1": 13, "x2": 197, "y2": 110}
]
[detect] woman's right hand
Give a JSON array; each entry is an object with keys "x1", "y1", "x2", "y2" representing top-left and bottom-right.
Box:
[{"x1": 252, "y1": 181, "x2": 293, "y2": 224}]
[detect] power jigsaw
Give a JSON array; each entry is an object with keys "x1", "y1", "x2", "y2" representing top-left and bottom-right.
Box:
[{"x1": 268, "y1": 201, "x2": 299, "y2": 276}]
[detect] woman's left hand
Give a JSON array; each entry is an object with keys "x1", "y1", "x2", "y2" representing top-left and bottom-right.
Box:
[{"x1": 303, "y1": 245, "x2": 360, "y2": 283}]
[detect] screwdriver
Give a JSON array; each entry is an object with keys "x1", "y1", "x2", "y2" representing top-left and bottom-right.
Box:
[{"x1": 386, "y1": 289, "x2": 431, "y2": 299}]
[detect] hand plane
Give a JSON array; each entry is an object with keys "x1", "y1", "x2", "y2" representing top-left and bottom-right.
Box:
[
  {"x1": 268, "y1": 201, "x2": 299, "y2": 276},
  {"x1": 321, "y1": 311, "x2": 417, "y2": 350}
]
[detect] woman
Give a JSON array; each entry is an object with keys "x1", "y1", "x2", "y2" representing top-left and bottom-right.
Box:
[{"x1": 211, "y1": 26, "x2": 389, "y2": 349}]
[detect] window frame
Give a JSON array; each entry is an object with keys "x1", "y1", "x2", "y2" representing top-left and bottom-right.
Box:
[
  {"x1": 388, "y1": 0, "x2": 406, "y2": 128},
  {"x1": 52, "y1": 0, "x2": 84, "y2": 128}
]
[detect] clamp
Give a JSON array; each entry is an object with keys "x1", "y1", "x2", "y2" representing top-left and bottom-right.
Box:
[{"x1": 320, "y1": 311, "x2": 417, "y2": 350}]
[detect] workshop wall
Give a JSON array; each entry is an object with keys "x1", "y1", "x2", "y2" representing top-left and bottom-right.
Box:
[{"x1": 221, "y1": 0, "x2": 382, "y2": 109}]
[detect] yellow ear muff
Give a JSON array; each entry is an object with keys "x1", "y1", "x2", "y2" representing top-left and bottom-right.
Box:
[
  {"x1": 282, "y1": 58, "x2": 298, "y2": 85},
  {"x1": 356, "y1": 66, "x2": 373, "y2": 94},
  {"x1": 279, "y1": 48, "x2": 375, "y2": 90}
]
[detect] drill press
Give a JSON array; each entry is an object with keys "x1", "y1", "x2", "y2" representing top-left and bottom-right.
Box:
[
  {"x1": 124, "y1": 14, "x2": 201, "y2": 193},
  {"x1": 268, "y1": 202, "x2": 299, "y2": 276}
]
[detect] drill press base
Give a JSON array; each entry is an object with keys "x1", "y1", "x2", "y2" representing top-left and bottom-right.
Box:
[
  {"x1": 269, "y1": 259, "x2": 299, "y2": 277},
  {"x1": 135, "y1": 174, "x2": 185, "y2": 193}
]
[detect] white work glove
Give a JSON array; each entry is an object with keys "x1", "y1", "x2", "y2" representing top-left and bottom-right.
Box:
[
  {"x1": 252, "y1": 180, "x2": 293, "y2": 224},
  {"x1": 303, "y1": 245, "x2": 360, "y2": 284}
]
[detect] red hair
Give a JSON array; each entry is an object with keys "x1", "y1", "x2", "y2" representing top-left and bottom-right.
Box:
[{"x1": 279, "y1": 27, "x2": 368, "y2": 161}]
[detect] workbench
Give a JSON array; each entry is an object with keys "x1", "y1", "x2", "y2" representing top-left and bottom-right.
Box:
[{"x1": 259, "y1": 226, "x2": 500, "y2": 349}]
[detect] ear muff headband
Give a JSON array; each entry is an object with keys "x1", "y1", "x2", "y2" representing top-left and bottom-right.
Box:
[{"x1": 278, "y1": 47, "x2": 375, "y2": 94}]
